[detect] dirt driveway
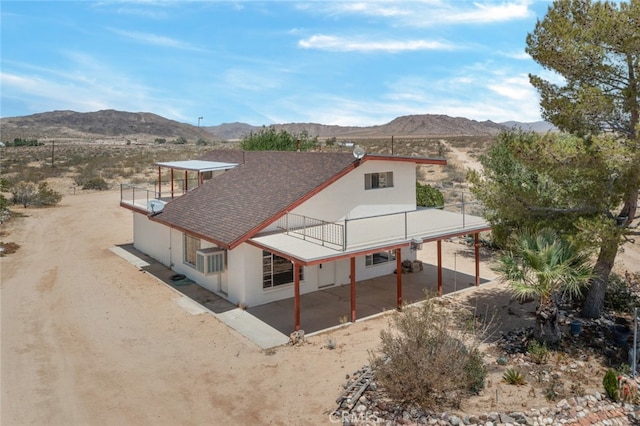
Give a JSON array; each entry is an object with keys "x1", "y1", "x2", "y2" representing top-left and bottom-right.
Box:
[{"x1": 1, "y1": 190, "x2": 388, "y2": 425}]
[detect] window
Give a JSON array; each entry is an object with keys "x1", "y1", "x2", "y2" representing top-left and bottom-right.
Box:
[
  {"x1": 183, "y1": 234, "x2": 201, "y2": 267},
  {"x1": 262, "y1": 251, "x2": 303, "y2": 289},
  {"x1": 365, "y1": 172, "x2": 393, "y2": 190},
  {"x1": 365, "y1": 250, "x2": 396, "y2": 267},
  {"x1": 196, "y1": 248, "x2": 225, "y2": 275}
]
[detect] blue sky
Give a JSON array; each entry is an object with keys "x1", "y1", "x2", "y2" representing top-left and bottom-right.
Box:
[{"x1": 1, "y1": 1, "x2": 556, "y2": 126}]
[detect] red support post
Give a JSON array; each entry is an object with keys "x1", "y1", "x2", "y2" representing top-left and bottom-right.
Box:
[
  {"x1": 437, "y1": 239, "x2": 443, "y2": 296},
  {"x1": 396, "y1": 248, "x2": 402, "y2": 310},
  {"x1": 475, "y1": 233, "x2": 480, "y2": 287},
  {"x1": 170, "y1": 168, "x2": 174, "y2": 199},
  {"x1": 158, "y1": 166, "x2": 161, "y2": 198},
  {"x1": 350, "y1": 257, "x2": 356, "y2": 323},
  {"x1": 294, "y1": 263, "x2": 301, "y2": 331},
  {"x1": 184, "y1": 170, "x2": 188, "y2": 192}
]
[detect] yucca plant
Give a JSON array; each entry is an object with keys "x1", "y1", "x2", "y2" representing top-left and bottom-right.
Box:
[{"x1": 503, "y1": 368, "x2": 526, "y2": 386}]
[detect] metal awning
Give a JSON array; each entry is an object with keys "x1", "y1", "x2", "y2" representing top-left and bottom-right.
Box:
[{"x1": 156, "y1": 160, "x2": 238, "y2": 172}]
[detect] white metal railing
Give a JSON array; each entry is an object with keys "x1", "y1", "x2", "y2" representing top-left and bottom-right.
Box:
[
  {"x1": 277, "y1": 202, "x2": 488, "y2": 252},
  {"x1": 276, "y1": 213, "x2": 345, "y2": 251},
  {"x1": 120, "y1": 184, "x2": 156, "y2": 211}
]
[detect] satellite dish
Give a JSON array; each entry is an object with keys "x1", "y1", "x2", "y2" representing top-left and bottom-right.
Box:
[
  {"x1": 353, "y1": 145, "x2": 365, "y2": 160},
  {"x1": 147, "y1": 199, "x2": 165, "y2": 214}
]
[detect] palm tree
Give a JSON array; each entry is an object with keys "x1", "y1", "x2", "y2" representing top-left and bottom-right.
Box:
[{"x1": 494, "y1": 229, "x2": 593, "y2": 346}]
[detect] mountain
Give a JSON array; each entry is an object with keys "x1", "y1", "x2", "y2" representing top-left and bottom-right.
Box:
[
  {"x1": 0, "y1": 109, "x2": 553, "y2": 142},
  {"x1": 0, "y1": 109, "x2": 213, "y2": 142},
  {"x1": 501, "y1": 120, "x2": 558, "y2": 132},
  {"x1": 207, "y1": 114, "x2": 509, "y2": 140}
]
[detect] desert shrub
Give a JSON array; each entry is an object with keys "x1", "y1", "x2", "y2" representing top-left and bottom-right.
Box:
[
  {"x1": 0, "y1": 241, "x2": 20, "y2": 256},
  {"x1": 11, "y1": 182, "x2": 38, "y2": 207},
  {"x1": 604, "y1": 272, "x2": 640, "y2": 314},
  {"x1": 544, "y1": 380, "x2": 564, "y2": 401},
  {"x1": 172, "y1": 137, "x2": 187, "y2": 145},
  {"x1": 527, "y1": 340, "x2": 549, "y2": 365},
  {"x1": 81, "y1": 177, "x2": 109, "y2": 190},
  {"x1": 370, "y1": 299, "x2": 486, "y2": 410},
  {"x1": 35, "y1": 182, "x2": 62, "y2": 206},
  {"x1": 503, "y1": 368, "x2": 526, "y2": 385},
  {"x1": 603, "y1": 370, "x2": 619, "y2": 401}
]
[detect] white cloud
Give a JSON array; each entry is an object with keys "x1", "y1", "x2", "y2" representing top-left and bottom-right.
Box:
[
  {"x1": 108, "y1": 27, "x2": 207, "y2": 52},
  {"x1": 500, "y1": 50, "x2": 531, "y2": 60},
  {"x1": 488, "y1": 74, "x2": 535, "y2": 101},
  {"x1": 303, "y1": 1, "x2": 535, "y2": 27},
  {"x1": 298, "y1": 34, "x2": 456, "y2": 52}
]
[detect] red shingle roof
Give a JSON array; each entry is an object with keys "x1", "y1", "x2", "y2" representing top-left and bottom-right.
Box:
[{"x1": 152, "y1": 150, "x2": 358, "y2": 248}]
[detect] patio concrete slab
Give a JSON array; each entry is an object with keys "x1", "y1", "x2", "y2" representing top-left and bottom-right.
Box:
[
  {"x1": 111, "y1": 243, "x2": 493, "y2": 348},
  {"x1": 247, "y1": 264, "x2": 491, "y2": 335}
]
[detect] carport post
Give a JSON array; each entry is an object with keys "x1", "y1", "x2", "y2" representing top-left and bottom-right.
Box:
[
  {"x1": 350, "y1": 257, "x2": 356, "y2": 323},
  {"x1": 158, "y1": 166, "x2": 162, "y2": 198},
  {"x1": 170, "y1": 168, "x2": 175, "y2": 199},
  {"x1": 184, "y1": 170, "x2": 188, "y2": 192},
  {"x1": 475, "y1": 233, "x2": 480, "y2": 287},
  {"x1": 396, "y1": 248, "x2": 402, "y2": 310},
  {"x1": 294, "y1": 262, "x2": 301, "y2": 331},
  {"x1": 437, "y1": 239, "x2": 443, "y2": 296}
]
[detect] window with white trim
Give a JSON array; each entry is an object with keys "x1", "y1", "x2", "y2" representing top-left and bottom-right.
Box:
[
  {"x1": 183, "y1": 234, "x2": 201, "y2": 267},
  {"x1": 365, "y1": 171, "x2": 393, "y2": 190},
  {"x1": 262, "y1": 251, "x2": 303, "y2": 289},
  {"x1": 196, "y1": 248, "x2": 226, "y2": 275},
  {"x1": 365, "y1": 250, "x2": 396, "y2": 267}
]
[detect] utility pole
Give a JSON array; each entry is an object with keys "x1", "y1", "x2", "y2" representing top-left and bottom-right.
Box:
[
  {"x1": 198, "y1": 116, "x2": 203, "y2": 127},
  {"x1": 51, "y1": 140, "x2": 55, "y2": 168}
]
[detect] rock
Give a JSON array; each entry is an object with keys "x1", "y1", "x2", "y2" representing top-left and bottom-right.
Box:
[{"x1": 499, "y1": 413, "x2": 517, "y2": 423}]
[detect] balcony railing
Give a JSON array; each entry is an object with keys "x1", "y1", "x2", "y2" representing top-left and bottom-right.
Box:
[
  {"x1": 120, "y1": 180, "x2": 201, "y2": 212},
  {"x1": 276, "y1": 213, "x2": 346, "y2": 251},
  {"x1": 276, "y1": 202, "x2": 488, "y2": 252}
]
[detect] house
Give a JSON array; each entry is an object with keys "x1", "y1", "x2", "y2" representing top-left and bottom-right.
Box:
[{"x1": 120, "y1": 149, "x2": 490, "y2": 332}]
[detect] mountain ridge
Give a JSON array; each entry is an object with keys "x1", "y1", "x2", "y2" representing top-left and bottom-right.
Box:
[{"x1": 0, "y1": 109, "x2": 556, "y2": 142}]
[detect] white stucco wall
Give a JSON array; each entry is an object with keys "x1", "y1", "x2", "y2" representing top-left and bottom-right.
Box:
[
  {"x1": 291, "y1": 159, "x2": 416, "y2": 221},
  {"x1": 133, "y1": 213, "x2": 171, "y2": 266}
]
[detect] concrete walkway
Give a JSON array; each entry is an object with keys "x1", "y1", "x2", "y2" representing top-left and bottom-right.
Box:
[{"x1": 110, "y1": 245, "x2": 289, "y2": 349}]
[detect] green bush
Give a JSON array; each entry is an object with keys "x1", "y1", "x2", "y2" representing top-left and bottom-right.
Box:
[
  {"x1": 370, "y1": 299, "x2": 486, "y2": 410},
  {"x1": 241, "y1": 127, "x2": 317, "y2": 151},
  {"x1": 416, "y1": 181, "x2": 444, "y2": 207},
  {"x1": 603, "y1": 369, "x2": 619, "y2": 401},
  {"x1": 527, "y1": 340, "x2": 549, "y2": 365}
]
